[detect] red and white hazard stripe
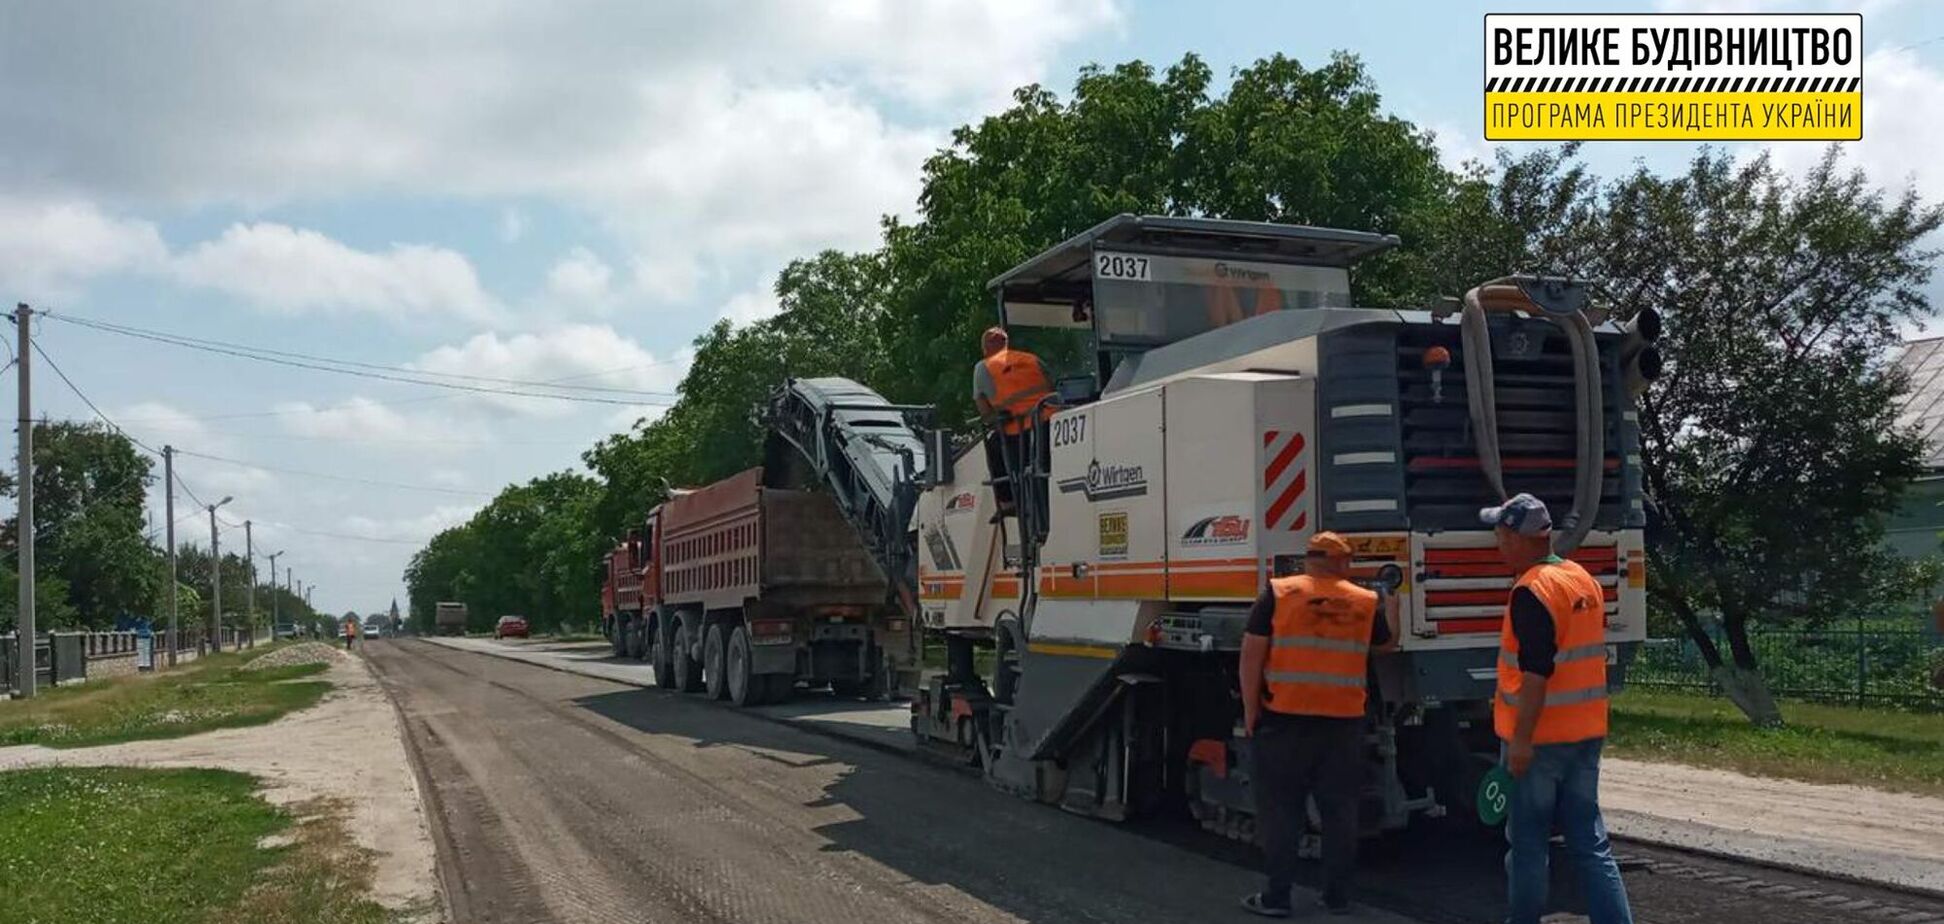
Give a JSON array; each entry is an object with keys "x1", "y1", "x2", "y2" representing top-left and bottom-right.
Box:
[{"x1": 1261, "y1": 430, "x2": 1309, "y2": 532}]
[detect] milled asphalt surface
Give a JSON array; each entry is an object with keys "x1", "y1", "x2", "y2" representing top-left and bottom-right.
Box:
[
  {"x1": 402, "y1": 636, "x2": 1944, "y2": 924},
  {"x1": 366, "y1": 638, "x2": 1421, "y2": 924},
  {"x1": 431, "y1": 636, "x2": 1944, "y2": 898}
]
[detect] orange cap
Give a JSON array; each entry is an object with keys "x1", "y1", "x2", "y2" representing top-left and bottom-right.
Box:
[{"x1": 1307, "y1": 531, "x2": 1353, "y2": 557}]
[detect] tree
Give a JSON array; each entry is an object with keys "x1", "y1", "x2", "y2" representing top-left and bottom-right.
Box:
[
  {"x1": 0, "y1": 422, "x2": 165, "y2": 627},
  {"x1": 1485, "y1": 147, "x2": 1940, "y2": 723},
  {"x1": 878, "y1": 52, "x2": 1454, "y2": 424}
]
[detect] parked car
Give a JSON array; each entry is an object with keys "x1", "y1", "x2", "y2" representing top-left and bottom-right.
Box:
[
  {"x1": 273, "y1": 623, "x2": 299, "y2": 639},
  {"x1": 495, "y1": 615, "x2": 530, "y2": 639}
]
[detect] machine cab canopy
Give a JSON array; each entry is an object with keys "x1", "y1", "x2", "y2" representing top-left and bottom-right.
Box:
[{"x1": 988, "y1": 214, "x2": 1398, "y2": 359}]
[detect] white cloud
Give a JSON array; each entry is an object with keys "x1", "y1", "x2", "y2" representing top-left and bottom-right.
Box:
[
  {"x1": 338, "y1": 504, "x2": 479, "y2": 544},
  {"x1": 115, "y1": 401, "x2": 239, "y2": 459},
  {"x1": 271, "y1": 396, "x2": 469, "y2": 447},
  {"x1": 546, "y1": 246, "x2": 615, "y2": 308},
  {"x1": 410, "y1": 325, "x2": 685, "y2": 418},
  {"x1": 0, "y1": 3, "x2": 1116, "y2": 304},
  {"x1": 1425, "y1": 120, "x2": 1497, "y2": 174},
  {"x1": 719, "y1": 280, "x2": 781, "y2": 325},
  {"x1": 171, "y1": 223, "x2": 500, "y2": 322},
  {"x1": 0, "y1": 199, "x2": 165, "y2": 300},
  {"x1": 499, "y1": 208, "x2": 527, "y2": 243}
]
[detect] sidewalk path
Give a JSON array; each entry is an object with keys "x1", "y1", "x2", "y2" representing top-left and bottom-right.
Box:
[
  {"x1": 1602, "y1": 757, "x2": 1944, "y2": 895},
  {"x1": 429, "y1": 635, "x2": 1944, "y2": 898}
]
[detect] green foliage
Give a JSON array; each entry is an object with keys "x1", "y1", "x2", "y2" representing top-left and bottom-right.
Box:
[
  {"x1": 0, "y1": 651, "x2": 330, "y2": 748},
  {"x1": 0, "y1": 422, "x2": 175, "y2": 628},
  {"x1": 405, "y1": 471, "x2": 602, "y2": 633},
  {"x1": 0, "y1": 766, "x2": 393, "y2": 924},
  {"x1": 877, "y1": 53, "x2": 1454, "y2": 425},
  {"x1": 0, "y1": 767, "x2": 287, "y2": 924},
  {"x1": 1611, "y1": 689, "x2": 1944, "y2": 796}
]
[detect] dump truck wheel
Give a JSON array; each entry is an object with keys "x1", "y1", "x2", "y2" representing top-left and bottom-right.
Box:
[
  {"x1": 650, "y1": 613, "x2": 676, "y2": 689},
  {"x1": 727, "y1": 626, "x2": 762, "y2": 707},
  {"x1": 703, "y1": 623, "x2": 729, "y2": 700},
  {"x1": 672, "y1": 621, "x2": 704, "y2": 692},
  {"x1": 625, "y1": 616, "x2": 647, "y2": 660}
]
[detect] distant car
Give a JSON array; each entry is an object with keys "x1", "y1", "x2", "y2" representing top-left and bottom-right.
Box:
[
  {"x1": 273, "y1": 623, "x2": 299, "y2": 639},
  {"x1": 495, "y1": 615, "x2": 529, "y2": 639}
]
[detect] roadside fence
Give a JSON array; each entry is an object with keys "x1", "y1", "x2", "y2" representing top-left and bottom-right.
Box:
[{"x1": 1628, "y1": 624, "x2": 1944, "y2": 710}]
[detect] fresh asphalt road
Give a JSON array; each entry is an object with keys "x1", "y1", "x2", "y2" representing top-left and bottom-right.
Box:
[{"x1": 363, "y1": 638, "x2": 1418, "y2": 924}]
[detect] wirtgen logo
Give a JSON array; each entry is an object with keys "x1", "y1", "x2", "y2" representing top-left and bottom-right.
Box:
[
  {"x1": 1484, "y1": 13, "x2": 1862, "y2": 141},
  {"x1": 1058, "y1": 461, "x2": 1147, "y2": 502}
]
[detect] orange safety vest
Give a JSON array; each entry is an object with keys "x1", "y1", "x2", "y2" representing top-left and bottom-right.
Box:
[
  {"x1": 1264, "y1": 574, "x2": 1378, "y2": 718},
  {"x1": 982, "y1": 348, "x2": 1055, "y2": 435},
  {"x1": 1494, "y1": 559, "x2": 1609, "y2": 744}
]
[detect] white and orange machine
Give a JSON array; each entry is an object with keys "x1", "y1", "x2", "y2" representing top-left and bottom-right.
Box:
[{"x1": 907, "y1": 215, "x2": 1656, "y2": 835}]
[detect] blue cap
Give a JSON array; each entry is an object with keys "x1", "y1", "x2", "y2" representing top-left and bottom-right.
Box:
[{"x1": 1480, "y1": 493, "x2": 1552, "y2": 535}]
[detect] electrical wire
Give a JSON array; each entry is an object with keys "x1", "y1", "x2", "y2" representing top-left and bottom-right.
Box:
[
  {"x1": 171, "y1": 447, "x2": 494, "y2": 497},
  {"x1": 253, "y1": 521, "x2": 431, "y2": 546},
  {"x1": 47, "y1": 313, "x2": 677, "y2": 405},
  {"x1": 55, "y1": 312, "x2": 686, "y2": 393},
  {"x1": 30, "y1": 340, "x2": 164, "y2": 456}
]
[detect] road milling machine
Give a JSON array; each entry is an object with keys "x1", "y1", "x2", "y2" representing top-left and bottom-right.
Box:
[
  {"x1": 894, "y1": 214, "x2": 1656, "y2": 840},
  {"x1": 753, "y1": 214, "x2": 1658, "y2": 839}
]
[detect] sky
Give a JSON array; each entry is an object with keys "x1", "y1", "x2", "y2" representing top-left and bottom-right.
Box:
[{"x1": 0, "y1": 0, "x2": 1938, "y2": 617}]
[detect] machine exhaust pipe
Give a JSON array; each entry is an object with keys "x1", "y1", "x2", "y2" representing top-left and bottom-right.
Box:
[
  {"x1": 1459, "y1": 277, "x2": 1605, "y2": 555},
  {"x1": 1617, "y1": 307, "x2": 1664, "y2": 398}
]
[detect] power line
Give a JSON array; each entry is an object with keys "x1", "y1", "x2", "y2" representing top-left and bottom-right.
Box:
[
  {"x1": 50, "y1": 311, "x2": 681, "y2": 395},
  {"x1": 171, "y1": 447, "x2": 494, "y2": 497},
  {"x1": 254, "y1": 521, "x2": 433, "y2": 546},
  {"x1": 30, "y1": 341, "x2": 163, "y2": 456},
  {"x1": 47, "y1": 313, "x2": 678, "y2": 406}
]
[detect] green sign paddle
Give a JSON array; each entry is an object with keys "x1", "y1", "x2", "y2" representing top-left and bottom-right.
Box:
[{"x1": 1477, "y1": 765, "x2": 1516, "y2": 826}]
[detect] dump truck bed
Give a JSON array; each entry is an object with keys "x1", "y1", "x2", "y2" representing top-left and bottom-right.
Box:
[{"x1": 658, "y1": 467, "x2": 886, "y2": 612}]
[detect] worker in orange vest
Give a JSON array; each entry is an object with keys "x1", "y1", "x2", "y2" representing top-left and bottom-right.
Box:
[
  {"x1": 1483, "y1": 493, "x2": 1633, "y2": 924},
  {"x1": 971, "y1": 326, "x2": 1055, "y2": 512},
  {"x1": 1238, "y1": 531, "x2": 1399, "y2": 918}
]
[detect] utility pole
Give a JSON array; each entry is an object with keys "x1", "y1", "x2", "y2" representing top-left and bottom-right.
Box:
[
  {"x1": 243, "y1": 520, "x2": 254, "y2": 649},
  {"x1": 13, "y1": 304, "x2": 33, "y2": 698},
  {"x1": 164, "y1": 446, "x2": 177, "y2": 666},
  {"x1": 266, "y1": 550, "x2": 283, "y2": 636},
  {"x1": 206, "y1": 496, "x2": 231, "y2": 653}
]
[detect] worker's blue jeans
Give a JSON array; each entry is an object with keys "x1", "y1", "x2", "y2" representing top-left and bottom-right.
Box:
[{"x1": 1503, "y1": 737, "x2": 1633, "y2": 924}]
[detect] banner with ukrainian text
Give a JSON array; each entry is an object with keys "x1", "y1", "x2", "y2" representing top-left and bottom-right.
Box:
[{"x1": 1484, "y1": 13, "x2": 1862, "y2": 141}]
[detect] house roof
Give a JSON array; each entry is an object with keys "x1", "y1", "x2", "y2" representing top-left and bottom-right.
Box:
[{"x1": 1893, "y1": 337, "x2": 1944, "y2": 470}]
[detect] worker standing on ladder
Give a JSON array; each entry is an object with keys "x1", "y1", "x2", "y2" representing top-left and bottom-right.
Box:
[
  {"x1": 971, "y1": 326, "x2": 1054, "y2": 513},
  {"x1": 1239, "y1": 531, "x2": 1398, "y2": 917},
  {"x1": 1483, "y1": 493, "x2": 1633, "y2": 924}
]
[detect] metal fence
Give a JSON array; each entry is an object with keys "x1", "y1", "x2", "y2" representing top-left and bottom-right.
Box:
[
  {"x1": 1629, "y1": 626, "x2": 1944, "y2": 710},
  {"x1": 0, "y1": 632, "x2": 89, "y2": 693}
]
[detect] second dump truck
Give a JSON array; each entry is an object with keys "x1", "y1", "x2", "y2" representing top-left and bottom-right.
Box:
[{"x1": 602, "y1": 468, "x2": 916, "y2": 705}]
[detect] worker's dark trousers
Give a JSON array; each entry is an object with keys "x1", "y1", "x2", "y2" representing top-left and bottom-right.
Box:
[{"x1": 1253, "y1": 712, "x2": 1362, "y2": 907}]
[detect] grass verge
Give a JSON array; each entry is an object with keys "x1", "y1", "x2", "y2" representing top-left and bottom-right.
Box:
[
  {"x1": 0, "y1": 767, "x2": 393, "y2": 924},
  {"x1": 1609, "y1": 688, "x2": 1944, "y2": 797},
  {"x1": 0, "y1": 649, "x2": 331, "y2": 749}
]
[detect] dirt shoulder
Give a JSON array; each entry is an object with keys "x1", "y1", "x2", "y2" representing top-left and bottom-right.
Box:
[
  {"x1": 1602, "y1": 756, "x2": 1944, "y2": 896},
  {"x1": 0, "y1": 646, "x2": 442, "y2": 920}
]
